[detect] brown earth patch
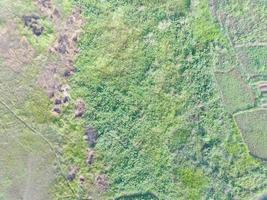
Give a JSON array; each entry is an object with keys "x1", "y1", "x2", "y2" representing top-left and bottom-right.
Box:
[
  {"x1": 0, "y1": 21, "x2": 35, "y2": 73},
  {"x1": 35, "y1": 3, "x2": 84, "y2": 116},
  {"x1": 95, "y1": 174, "x2": 109, "y2": 191},
  {"x1": 23, "y1": 14, "x2": 44, "y2": 36}
]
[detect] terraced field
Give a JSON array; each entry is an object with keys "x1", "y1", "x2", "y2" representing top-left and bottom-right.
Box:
[
  {"x1": 212, "y1": 0, "x2": 267, "y2": 161},
  {"x1": 214, "y1": 69, "x2": 255, "y2": 113}
]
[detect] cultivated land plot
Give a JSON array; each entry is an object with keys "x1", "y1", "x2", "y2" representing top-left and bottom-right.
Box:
[
  {"x1": 215, "y1": 0, "x2": 267, "y2": 44},
  {"x1": 214, "y1": 69, "x2": 255, "y2": 114},
  {"x1": 236, "y1": 46, "x2": 267, "y2": 78},
  {"x1": 213, "y1": 47, "x2": 237, "y2": 72},
  {"x1": 212, "y1": 0, "x2": 267, "y2": 166},
  {"x1": 234, "y1": 109, "x2": 267, "y2": 160}
]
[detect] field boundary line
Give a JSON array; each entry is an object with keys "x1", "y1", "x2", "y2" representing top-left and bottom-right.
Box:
[
  {"x1": 235, "y1": 42, "x2": 267, "y2": 48},
  {"x1": 0, "y1": 97, "x2": 76, "y2": 196},
  {"x1": 233, "y1": 108, "x2": 267, "y2": 161},
  {"x1": 233, "y1": 107, "x2": 267, "y2": 118}
]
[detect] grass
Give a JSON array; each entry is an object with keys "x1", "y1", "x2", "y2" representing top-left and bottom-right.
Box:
[
  {"x1": 172, "y1": 167, "x2": 208, "y2": 199},
  {"x1": 0, "y1": 0, "x2": 266, "y2": 198},
  {"x1": 234, "y1": 109, "x2": 267, "y2": 160},
  {"x1": 0, "y1": 0, "x2": 36, "y2": 18},
  {"x1": 68, "y1": 6, "x2": 187, "y2": 198},
  {"x1": 115, "y1": 192, "x2": 159, "y2": 200},
  {"x1": 49, "y1": 0, "x2": 267, "y2": 199},
  {"x1": 214, "y1": 69, "x2": 255, "y2": 113},
  {"x1": 55, "y1": 0, "x2": 209, "y2": 199}
]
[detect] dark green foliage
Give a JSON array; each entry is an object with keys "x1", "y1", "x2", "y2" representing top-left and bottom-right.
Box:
[
  {"x1": 115, "y1": 192, "x2": 159, "y2": 200},
  {"x1": 168, "y1": 128, "x2": 190, "y2": 152},
  {"x1": 54, "y1": 0, "x2": 267, "y2": 199},
  {"x1": 72, "y1": 0, "x2": 206, "y2": 198}
]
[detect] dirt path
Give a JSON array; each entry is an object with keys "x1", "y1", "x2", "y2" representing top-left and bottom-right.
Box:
[
  {"x1": 0, "y1": 0, "x2": 83, "y2": 199},
  {"x1": 0, "y1": 7, "x2": 55, "y2": 200}
]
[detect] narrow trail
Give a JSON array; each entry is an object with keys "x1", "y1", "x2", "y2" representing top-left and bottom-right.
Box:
[{"x1": 0, "y1": 0, "x2": 84, "y2": 199}]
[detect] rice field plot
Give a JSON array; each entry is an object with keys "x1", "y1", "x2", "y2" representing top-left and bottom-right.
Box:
[
  {"x1": 234, "y1": 109, "x2": 267, "y2": 160},
  {"x1": 214, "y1": 0, "x2": 267, "y2": 44},
  {"x1": 214, "y1": 69, "x2": 255, "y2": 114}
]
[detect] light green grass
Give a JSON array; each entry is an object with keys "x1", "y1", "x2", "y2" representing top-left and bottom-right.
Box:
[
  {"x1": 175, "y1": 167, "x2": 208, "y2": 199},
  {"x1": 234, "y1": 109, "x2": 267, "y2": 160},
  {"x1": 0, "y1": 0, "x2": 36, "y2": 18},
  {"x1": 215, "y1": 69, "x2": 255, "y2": 113},
  {"x1": 58, "y1": 0, "x2": 211, "y2": 199}
]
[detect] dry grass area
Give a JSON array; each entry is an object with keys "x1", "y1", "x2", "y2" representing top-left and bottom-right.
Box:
[{"x1": 0, "y1": 4, "x2": 56, "y2": 199}]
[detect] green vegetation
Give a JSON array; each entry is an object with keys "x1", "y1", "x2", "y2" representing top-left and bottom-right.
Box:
[
  {"x1": 52, "y1": 0, "x2": 267, "y2": 199},
  {"x1": 19, "y1": 18, "x2": 55, "y2": 53},
  {"x1": 115, "y1": 192, "x2": 159, "y2": 200},
  {"x1": 175, "y1": 167, "x2": 208, "y2": 199},
  {"x1": 55, "y1": 0, "x2": 74, "y2": 17},
  {"x1": 215, "y1": 0, "x2": 267, "y2": 44},
  {"x1": 234, "y1": 109, "x2": 267, "y2": 160},
  {"x1": 1, "y1": 0, "x2": 267, "y2": 199},
  {"x1": 215, "y1": 69, "x2": 255, "y2": 113},
  {"x1": 236, "y1": 46, "x2": 267, "y2": 78},
  {"x1": 24, "y1": 89, "x2": 53, "y2": 123}
]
